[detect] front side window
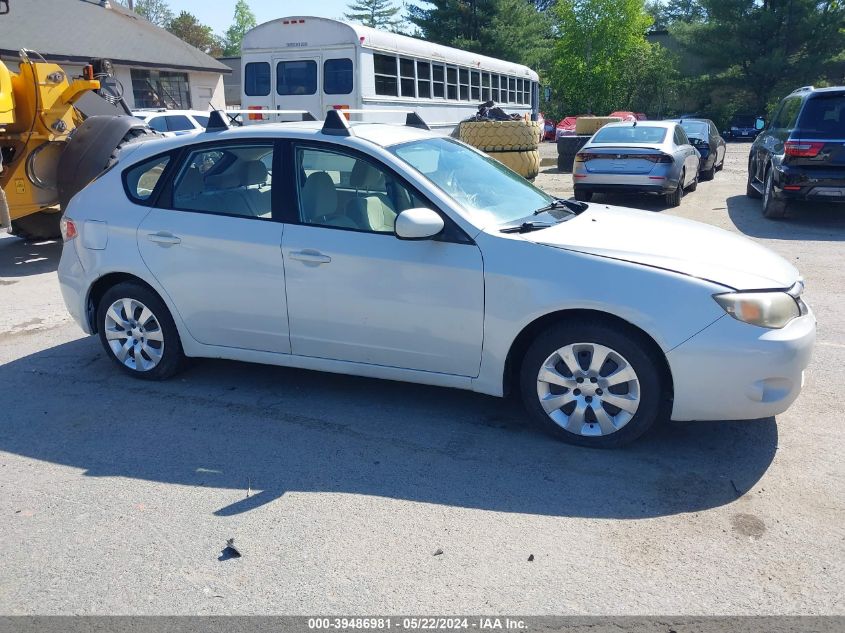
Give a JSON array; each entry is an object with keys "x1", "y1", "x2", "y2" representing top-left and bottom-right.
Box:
[
  {"x1": 244, "y1": 62, "x2": 271, "y2": 96},
  {"x1": 276, "y1": 60, "x2": 317, "y2": 96},
  {"x1": 146, "y1": 116, "x2": 168, "y2": 133},
  {"x1": 392, "y1": 137, "x2": 552, "y2": 227},
  {"x1": 171, "y1": 144, "x2": 273, "y2": 219},
  {"x1": 192, "y1": 115, "x2": 210, "y2": 128},
  {"x1": 295, "y1": 146, "x2": 426, "y2": 233},
  {"x1": 374, "y1": 53, "x2": 398, "y2": 96},
  {"x1": 324, "y1": 58, "x2": 353, "y2": 95},
  {"x1": 124, "y1": 155, "x2": 170, "y2": 202},
  {"x1": 165, "y1": 115, "x2": 195, "y2": 132}
]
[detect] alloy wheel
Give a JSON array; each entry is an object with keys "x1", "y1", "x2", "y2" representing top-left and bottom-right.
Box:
[
  {"x1": 536, "y1": 342, "x2": 640, "y2": 437},
  {"x1": 103, "y1": 298, "x2": 165, "y2": 371}
]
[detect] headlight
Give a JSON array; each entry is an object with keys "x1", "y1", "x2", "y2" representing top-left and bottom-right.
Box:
[{"x1": 714, "y1": 288, "x2": 804, "y2": 329}]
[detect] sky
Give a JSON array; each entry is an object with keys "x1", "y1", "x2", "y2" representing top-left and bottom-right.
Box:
[{"x1": 162, "y1": 0, "x2": 374, "y2": 35}]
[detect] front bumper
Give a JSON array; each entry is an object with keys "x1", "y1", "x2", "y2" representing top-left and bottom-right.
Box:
[{"x1": 667, "y1": 311, "x2": 816, "y2": 421}]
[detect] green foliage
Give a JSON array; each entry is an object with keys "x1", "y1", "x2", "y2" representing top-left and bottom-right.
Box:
[
  {"x1": 646, "y1": 0, "x2": 706, "y2": 30},
  {"x1": 672, "y1": 0, "x2": 845, "y2": 113},
  {"x1": 115, "y1": 0, "x2": 173, "y2": 27},
  {"x1": 223, "y1": 0, "x2": 258, "y2": 56},
  {"x1": 167, "y1": 11, "x2": 224, "y2": 57},
  {"x1": 344, "y1": 0, "x2": 403, "y2": 31},
  {"x1": 407, "y1": 0, "x2": 553, "y2": 70},
  {"x1": 550, "y1": 0, "x2": 661, "y2": 115}
]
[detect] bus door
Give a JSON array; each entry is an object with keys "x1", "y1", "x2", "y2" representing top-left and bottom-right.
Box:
[{"x1": 273, "y1": 55, "x2": 322, "y2": 120}]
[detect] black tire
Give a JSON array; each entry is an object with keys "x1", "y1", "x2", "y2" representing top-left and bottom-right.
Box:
[
  {"x1": 573, "y1": 188, "x2": 592, "y2": 202},
  {"x1": 687, "y1": 171, "x2": 698, "y2": 192},
  {"x1": 700, "y1": 164, "x2": 715, "y2": 181},
  {"x1": 665, "y1": 171, "x2": 684, "y2": 207},
  {"x1": 715, "y1": 155, "x2": 724, "y2": 172},
  {"x1": 96, "y1": 281, "x2": 185, "y2": 380},
  {"x1": 10, "y1": 210, "x2": 62, "y2": 240},
  {"x1": 557, "y1": 153, "x2": 576, "y2": 172},
  {"x1": 762, "y1": 165, "x2": 788, "y2": 219},
  {"x1": 519, "y1": 321, "x2": 665, "y2": 448}
]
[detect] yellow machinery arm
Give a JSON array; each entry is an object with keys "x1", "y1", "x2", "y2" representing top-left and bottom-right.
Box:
[{"x1": 0, "y1": 52, "x2": 99, "y2": 231}]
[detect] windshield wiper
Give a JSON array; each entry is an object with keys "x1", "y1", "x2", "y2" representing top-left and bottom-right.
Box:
[
  {"x1": 533, "y1": 198, "x2": 589, "y2": 216},
  {"x1": 500, "y1": 221, "x2": 554, "y2": 234}
]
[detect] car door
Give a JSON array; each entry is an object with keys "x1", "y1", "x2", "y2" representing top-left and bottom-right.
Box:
[
  {"x1": 677, "y1": 126, "x2": 699, "y2": 182},
  {"x1": 137, "y1": 140, "x2": 291, "y2": 354},
  {"x1": 281, "y1": 142, "x2": 485, "y2": 376}
]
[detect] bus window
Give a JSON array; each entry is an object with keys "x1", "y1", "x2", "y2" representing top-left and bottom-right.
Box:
[
  {"x1": 374, "y1": 54, "x2": 398, "y2": 96},
  {"x1": 400, "y1": 57, "x2": 416, "y2": 97},
  {"x1": 523, "y1": 80, "x2": 530, "y2": 105},
  {"x1": 447, "y1": 67, "x2": 457, "y2": 100},
  {"x1": 324, "y1": 58, "x2": 353, "y2": 95},
  {"x1": 433, "y1": 64, "x2": 445, "y2": 98},
  {"x1": 277, "y1": 60, "x2": 317, "y2": 95},
  {"x1": 508, "y1": 77, "x2": 516, "y2": 103},
  {"x1": 482, "y1": 73, "x2": 491, "y2": 102},
  {"x1": 417, "y1": 61, "x2": 431, "y2": 99},
  {"x1": 516, "y1": 79, "x2": 524, "y2": 104},
  {"x1": 459, "y1": 68, "x2": 469, "y2": 101},
  {"x1": 244, "y1": 62, "x2": 271, "y2": 96},
  {"x1": 491, "y1": 75, "x2": 499, "y2": 102},
  {"x1": 471, "y1": 71, "x2": 480, "y2": 101}
]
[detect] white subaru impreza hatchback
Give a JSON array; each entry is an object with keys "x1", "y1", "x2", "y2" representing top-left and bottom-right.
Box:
[{"x1": 57, "y1": 111, "x2": 816, "y2": 448}]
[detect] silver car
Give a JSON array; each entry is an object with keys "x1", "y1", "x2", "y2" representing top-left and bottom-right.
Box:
[{"x1": 573, "y1": 121, "x2": 701, "y2": 207}]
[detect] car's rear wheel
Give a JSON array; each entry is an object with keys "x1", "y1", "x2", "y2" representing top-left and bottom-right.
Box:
[
  {"x1": 520, "y1": 322, "x2": 664, "y2": 448},
  {"x1": 700, "y1": 164, "x2": 715, "y2": 181},
  {"x1": 665, "y1": 171, "x2": 684, "y2": 207},
  {"x1": 96, "y1": 282, "x2": 184, "y2": 380},
  {"x1": 573, "y1": 188, "x2": 592, "y2": 202},
  {"x1": 762, "y1": 166, "x2": 788, "y2": 219},
  {"x1": 687, "y1": 171, "x2": 698, "y2": 192}
]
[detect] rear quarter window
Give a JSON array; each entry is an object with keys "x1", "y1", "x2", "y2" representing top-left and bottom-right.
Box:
[{"x1": 124, "y1": 155, "x2": 170, "y2": 203}]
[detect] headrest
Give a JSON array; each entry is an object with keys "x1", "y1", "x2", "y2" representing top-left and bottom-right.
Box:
[
  {"x1": 300, "y1": 172, "x2": 337, "y2": 220},
  {"x1": 241, "y1": 160, "x2": 268, "y2": 186},
  {"x1": 177, "y1": 167, "x2": 204, "y2": 196},
  {"x1": 350, "y1": 160, "x2": 384, "y2": 190}
]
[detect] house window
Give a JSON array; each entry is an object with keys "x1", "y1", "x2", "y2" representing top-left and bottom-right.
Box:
[
  {"x1": 374, "y1": 53, "x2": 398, "y2": 96},
  {"x1": 131, "y1": 68, "x2": 192, "y2": 109}
]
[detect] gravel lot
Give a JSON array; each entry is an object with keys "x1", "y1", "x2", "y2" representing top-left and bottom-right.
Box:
[{"x1": 0, "y1": 142, "x2": 843, "y2": 615}]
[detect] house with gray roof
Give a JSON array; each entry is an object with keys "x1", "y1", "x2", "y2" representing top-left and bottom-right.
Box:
[{"x1": 0, "y1": 0, "x2": 230, "y2": 111}]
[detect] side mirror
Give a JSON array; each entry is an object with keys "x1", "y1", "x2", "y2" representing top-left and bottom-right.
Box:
[
  {"x1": 395, "y1": 207, "x2": 445, "y2": 240},
  {"x1": 754, "y1": 117, "x2": 766, "y2": 130}
]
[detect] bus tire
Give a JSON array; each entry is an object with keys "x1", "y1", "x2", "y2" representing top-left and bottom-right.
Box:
[
  {"x1": 459, "y1": 120, "x2": 540, "y2": 152},
  {"x1": 487, "y1": 149, "x2": 541, "y2": 180}
]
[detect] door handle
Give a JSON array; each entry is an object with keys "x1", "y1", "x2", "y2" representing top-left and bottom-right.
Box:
[
  {"x1": 147, "y1": 231, "x2": 182, "y2": 246},
  {"x1": 290, "y1": 249, "x2": 331, "y2": 264}
]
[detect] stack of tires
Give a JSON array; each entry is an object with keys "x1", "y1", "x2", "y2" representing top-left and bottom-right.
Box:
[
  {"x1": 458, "y1": 120, "x2": 542, "y2": 180},
  {"x1": 556, "y1": 135, "x2": 591, "y2": 172}
]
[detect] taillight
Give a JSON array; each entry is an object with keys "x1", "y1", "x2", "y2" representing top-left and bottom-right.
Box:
[
  {"x1": 784, "y1": 140, "x2": 824, "y2": 157},
  {"x1": 248, "y1": 105, "x2": 266, "y2": 121},
  {"x1": 651, "y1": 154, "x2": 674, "y2": 163},
  {"x1": 60, "y1": 216, "x2": 77, "y2": 241},
  {"x1": 574, "y1": 152, "x2": 588, "y2": 162}
]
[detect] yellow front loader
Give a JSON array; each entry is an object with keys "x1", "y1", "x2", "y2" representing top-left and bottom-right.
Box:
[{"x1": 1, "y1": 51, "x2": 154, "y2": 239}]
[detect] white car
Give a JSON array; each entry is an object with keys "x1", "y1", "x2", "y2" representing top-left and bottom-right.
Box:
[
  {"x1": 131, "y1": 109, "x2": 211, "y2": 136},
  {"x1": 57, "y1": 111, "x2": 816, "y2": 447}
]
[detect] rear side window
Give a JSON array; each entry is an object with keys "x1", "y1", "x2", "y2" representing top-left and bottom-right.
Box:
[
  {"x1": 244, "y1": 62, "x2": 271, "y2": 96},
  {"x1": 797, "y1": 95, "x2": 845, "y2": 139},
  {"x1": 124, "y1": 155, "x2": 170, "y2": 202},
  {"x1": 324, "y1": 58, "x2": 353, "y2": 95},
  {"x1": 771, "y1": 97, "x2": 802, "y2": 130},
  {"x1": 192, "y1": 115, "x2": 209, "y2": 128},
  {"x1": 166, "y1": 115, "x2": 195, "y2": 132},
  {"x1": 146, "y1": 116, "x2": 167, "y2": 133},
  {"x1": 277, "y1": 60, "x2": 317, "y2": 96}
]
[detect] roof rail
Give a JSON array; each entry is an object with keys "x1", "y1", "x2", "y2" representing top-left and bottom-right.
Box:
[
  {"x1": 790, "y1": 85, "x2": 815, "y2": 94},
  {"x1": 205, "y1": 109, "x2": 317, "y2": 131}
]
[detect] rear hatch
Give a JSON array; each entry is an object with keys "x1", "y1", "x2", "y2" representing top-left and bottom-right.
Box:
[
  {"x1": 786, "y1": 92, "x2": 845, "y2": 170},
  {"x1": 578, "y1": 146, "x2": 668, "y2": 174}
]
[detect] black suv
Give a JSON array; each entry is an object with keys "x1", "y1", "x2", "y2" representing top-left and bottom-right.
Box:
[{"x1": 747, "y1": 86, "x2": 845, "y2": 218}]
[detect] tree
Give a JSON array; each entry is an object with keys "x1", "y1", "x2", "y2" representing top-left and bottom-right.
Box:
[
  {"x1": 672, "y1": 0, "x2": 845, "y2": 113},
  {"x1": 167, "y1": 11, "x2": 224, "y2": 57},
  {"x1": 646, "y1": 0, "x2": 706, "y2": 30},
  {"x1": 550, "y1": 0, "x2": 656, "y2": 114},
  {"x1": 344, "y1": 0, "x2": 402, "y2": 30},
  {"x1": 118, "y1": 0, "x2": 174, "y2": 27},
  {"x1": 223, "y1": 0, "x2": 258, "y2": 56}
]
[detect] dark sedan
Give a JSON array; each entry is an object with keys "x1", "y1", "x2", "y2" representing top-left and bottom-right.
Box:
[{"x1": 666, "y1": 118, "x2": 726, "y2": 181}]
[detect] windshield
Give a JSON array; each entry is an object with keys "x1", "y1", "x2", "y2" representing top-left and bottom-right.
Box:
[
  {"x1": 731, "y1": 115, "x2": 755, "y2": 127},
  {"x1": 390, "y1": 137, "x2": 553, "y2": 226},
  {"x1": 591, "y1": 126, "x2": 667, "y2": 144},
  {"x1": 679, "y1": 121, "x2": 708, "y2": 135}
]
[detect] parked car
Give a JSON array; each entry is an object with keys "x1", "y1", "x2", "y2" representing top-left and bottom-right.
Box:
[
  {"x1": 572, "y1": 121, "x2": 701, "y2": 206},
  {"x1": 747, "y1": 85, "x2": 845, "y2": 218},
  {"x1": 725, "y1": 114, "x2": 762, "y2": 140},
  {"x1": 543, "y1": 118, "x2": 557, "y2": 141},
  {"x1": 132, "y1": 109, "x2": 212, "y2": 136},
  {"x1": 666, "y1": 118, "x2": 726, "y2": 180},
  {"x1": 57, "y1": 111, "x2": 815, "y2": 448}
]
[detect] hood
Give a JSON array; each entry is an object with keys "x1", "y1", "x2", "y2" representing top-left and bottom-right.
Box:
[{"x1": 521, "y1": 205, "x2": 799, "y2": 290}]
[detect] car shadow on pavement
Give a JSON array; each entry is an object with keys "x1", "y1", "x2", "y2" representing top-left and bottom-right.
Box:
[
  {"x1": 0, "y1": 336, "x2": 778, "y2": 519},
  {"x1": 726, "y1": 195, "x2": 845, "y2": 241},
  {"x1": 0, "y1": 237, "x2": 62, "y2": 277}
]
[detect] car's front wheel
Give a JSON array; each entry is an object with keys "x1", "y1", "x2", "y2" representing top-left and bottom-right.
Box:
[
  {"x1": 96, "y1": 282, "x2": 184, "y2": 380},
  {"x1": 520, "y1": 321, "x2": 665, "y2": 448}
]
